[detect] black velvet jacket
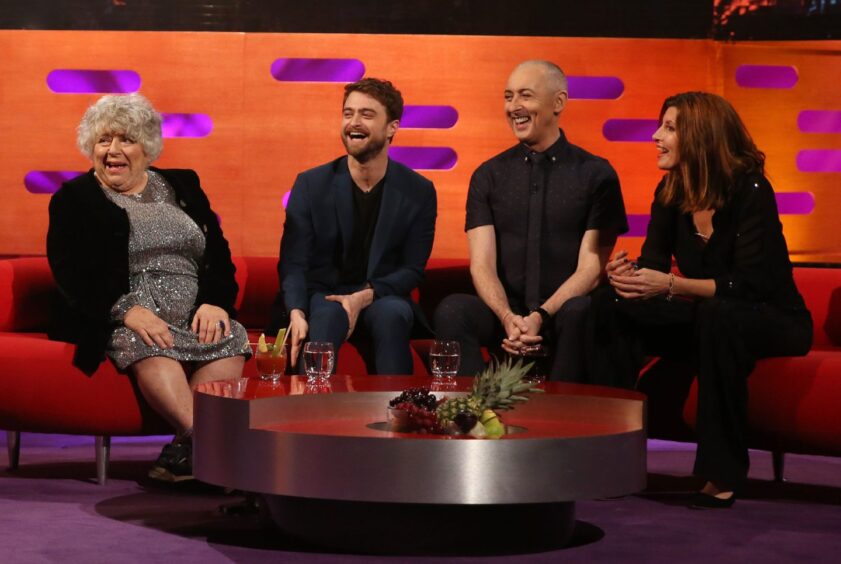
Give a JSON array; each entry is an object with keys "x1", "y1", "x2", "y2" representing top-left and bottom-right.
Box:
[{"x1": 46, "y1": 167, "x2": 239, "y2": 374}]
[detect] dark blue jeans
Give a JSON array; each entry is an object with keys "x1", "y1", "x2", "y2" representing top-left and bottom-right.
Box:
[{"x1": 305, "y1": 292, "x2": 415, "y2": 375}]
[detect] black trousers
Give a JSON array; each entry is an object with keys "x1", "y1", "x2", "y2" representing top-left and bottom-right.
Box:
[
  {"x1": 589, "y1": 286, "x2": 813, "y2": 487},
  {"x1": 433, "y1": 293, "x2": 591, "y2": 381}
]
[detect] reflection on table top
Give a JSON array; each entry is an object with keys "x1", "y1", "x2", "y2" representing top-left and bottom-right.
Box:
[{"x1": 195, "y1": 374, "x2": 646, "y2": 402}]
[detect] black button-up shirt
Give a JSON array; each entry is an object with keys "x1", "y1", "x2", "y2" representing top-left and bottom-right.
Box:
[{"x1": 466, "y1": 130, "x2": 628, "y2": 310}]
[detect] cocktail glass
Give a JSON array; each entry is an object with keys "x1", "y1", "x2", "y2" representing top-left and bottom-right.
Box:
[{"x1": 254, "y1": 340, "x2": 287, "y2": 383}]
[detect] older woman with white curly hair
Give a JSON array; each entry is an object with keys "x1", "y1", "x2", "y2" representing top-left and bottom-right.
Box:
[{"x1": 47, "y1": 93, "x2": 250, "y2": 482}]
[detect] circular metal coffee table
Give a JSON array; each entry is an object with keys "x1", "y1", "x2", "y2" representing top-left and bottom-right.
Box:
[{"x1": 194, "y1": 375, "x2": 646, "y2": 553}]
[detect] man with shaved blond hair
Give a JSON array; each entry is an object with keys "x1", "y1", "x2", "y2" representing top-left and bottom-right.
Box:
[{"x1": 434, "y1": 60, "x2": 628, "y2": 382}]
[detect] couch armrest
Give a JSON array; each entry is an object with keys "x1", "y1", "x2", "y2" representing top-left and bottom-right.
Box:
[{"x1": 0, "y1": 258, "x2": 55, "y2": 332}]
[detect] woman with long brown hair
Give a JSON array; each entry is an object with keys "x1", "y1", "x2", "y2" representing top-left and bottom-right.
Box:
[{"x1": 598, "y1": 92, "x2": 812, "y2": 508}]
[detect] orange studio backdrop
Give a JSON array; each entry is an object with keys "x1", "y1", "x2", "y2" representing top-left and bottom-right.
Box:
[{"x1": 1, "y1": 31, "x2": 839, "y2": 262}]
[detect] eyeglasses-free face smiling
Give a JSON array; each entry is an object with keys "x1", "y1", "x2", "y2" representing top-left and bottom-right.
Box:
[
  {"x1": 341, "y1": 91, "x2": 398, "y2": 164},
  {"x1": 504, "y1": 63, "x2": 566, "y2": 153},
  {"x1": 653, "y1": 106, "x2": 680, "y2": 171},
  {"x1": 92, "y1": 131, "x2": 150, "y2": 195}
]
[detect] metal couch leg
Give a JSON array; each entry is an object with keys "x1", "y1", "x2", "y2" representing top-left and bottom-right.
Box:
[
  {"x1": 6, "y1": 431, "x2": 20, "y2": 470},
  {"x1": 772, "y1": 451, "x2": 786, "y2": 482},
  {"x1": 95, "y1": 435, "x2": 111, "y2": 485}
]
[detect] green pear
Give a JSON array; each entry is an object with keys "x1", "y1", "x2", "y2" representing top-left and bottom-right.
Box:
[{"x1": 481, "y1": 409, "x2": 505, "y2": 439}]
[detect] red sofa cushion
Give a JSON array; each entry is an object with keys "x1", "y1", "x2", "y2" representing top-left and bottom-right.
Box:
[
  {"x1": 681, "y1": 350, "x2": 841, "y2": 456},
  {"x1": 0, "y1": 332, "x2": 169, "y2": 435}
]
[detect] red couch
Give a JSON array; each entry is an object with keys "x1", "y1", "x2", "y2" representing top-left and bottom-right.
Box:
[
  {"x1": 2, "y1": 257, "x2": 840, "y2": 484},
  {"x1": 0, "y1": 256, "x2": 466, "y2": 483},
  {"x1": 638, "y1": 267, "x2": 841, "y2": 479}
]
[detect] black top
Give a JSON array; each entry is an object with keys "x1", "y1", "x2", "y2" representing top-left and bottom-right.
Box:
[
  {"x1": 46, "y1": 167, "x2": 239, "y2": 373},
  {"x1": 339, "y1": 178, "x2": 385, "y2": 286},
  {"x1": 466, "y1": 130, "x2": 628, "y2": 310},
  {"x1": 638, "y1": 172, "x2": 807, "y2": 311}
]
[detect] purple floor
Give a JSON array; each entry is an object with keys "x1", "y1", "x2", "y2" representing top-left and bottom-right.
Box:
[{"x1": 2, "y1": 433, "x2": 840, "y2": 563}]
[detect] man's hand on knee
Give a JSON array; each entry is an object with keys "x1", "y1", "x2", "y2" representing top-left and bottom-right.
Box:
[{"x1": 326, "y1": 288, "x2": 373, "y2": 339}]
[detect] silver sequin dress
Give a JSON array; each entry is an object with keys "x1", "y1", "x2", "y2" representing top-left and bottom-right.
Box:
[{"x1": 104, "y1": 170, "x2": 251, "y2": 370}]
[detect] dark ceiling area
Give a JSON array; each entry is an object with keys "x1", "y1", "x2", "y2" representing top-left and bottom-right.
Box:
[
  {"x1": 1, "y1": 0, "x2": 713, "y2": 38},
  {"x1": 2, "y1": 0, "x2": 839, "y2": 39}
]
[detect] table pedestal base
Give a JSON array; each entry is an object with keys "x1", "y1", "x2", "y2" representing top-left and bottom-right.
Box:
[{"x1": 264, "y1": 495, "x2": 576, "y2": 553}]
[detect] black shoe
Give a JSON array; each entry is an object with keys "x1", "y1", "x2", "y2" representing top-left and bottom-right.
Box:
[
  {"x1": 689, "y1": 492, "x2": 736, "y2": 509},
  {"x1": 148, "y1": 436, "x2": 194, "y2": 482}
]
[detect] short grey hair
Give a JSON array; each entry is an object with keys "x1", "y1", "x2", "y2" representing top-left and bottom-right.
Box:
[
  {"x1": 516, "y1": 60, "x2": 568, "y2": 93},
  {"x1": 76, "y1": 93, "x2": 163, "y2": 162}
]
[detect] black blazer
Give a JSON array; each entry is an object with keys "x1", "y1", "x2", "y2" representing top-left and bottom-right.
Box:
[
  {"x1": 638, "y1": 172, "x2": 806, "y2": 311},
  {"x1": 273, "y1": 157, "x2": 437, "y2": 331},
  {"x1": 46, "y1": 167, "x2": 239, "y2": 374}
]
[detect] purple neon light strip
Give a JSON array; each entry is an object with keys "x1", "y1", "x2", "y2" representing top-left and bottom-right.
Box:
[
  {"x1": 798, "y1": 110, "x2": 841, "y2": 134},
  {"x1": 24, "y1": 171, "x2": 84, "y2": 194},
  {"x1": 797, "y1": 150, "x2": 841, "y2": 173},
  {"x1": 161, "y1": 113, "x2": 213, "y2": 138},
  {"x1": 401, "y1": 106, "x2": 459, "y2": 129},
  {"x1": 389, "y1": 147, "x2": 457, "y2": 170},
  {"x1": 567, "y1": 76, "x2": 624, "y2": 100},
  {"x1": 624, "y1": 214, "x2": 650, "y2": 237},
  {"x1": 46, "y1": 70, "x2": 141, "y2": 93},
  {"x1": 603, "y1": 119, "x2": 659, "y2": 142},
  {"x1": 270, "y1": 58, "x2": 364, "y2": 82},
  {"x1": 735, "y1": 65, "x2": 798, "y2": 89},
  {"x1": 775, "y1": 192, "x2": 815, "y2": 214}
]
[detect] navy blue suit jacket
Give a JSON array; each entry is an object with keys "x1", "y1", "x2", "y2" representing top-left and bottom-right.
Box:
[{"x1": 275, "y1": 156, "x2": 437, "y2": 331}]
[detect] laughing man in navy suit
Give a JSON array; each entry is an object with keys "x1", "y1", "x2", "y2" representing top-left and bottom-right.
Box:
[{"x1": 273, "y1": 78, "x2": 437, "y2": 374}]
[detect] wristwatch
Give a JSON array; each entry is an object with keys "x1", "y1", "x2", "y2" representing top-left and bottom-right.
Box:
[{"x1": 529, "y1": 306, "x2": 552, "y2": 327}]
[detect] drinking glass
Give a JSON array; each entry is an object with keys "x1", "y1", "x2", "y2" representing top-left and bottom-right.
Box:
[
  {"x1": 429, "y1": 340, "x2": 460, "y2": 383},
  {"x1": 303, "y1": 341, "x2": 335, "y2": 383},
  {"x1": 254, "y1": 340, "x2": 287, "y2": 383},
  {"x1": 519, "y1": 344, "x2": 549, "y2": 384}
]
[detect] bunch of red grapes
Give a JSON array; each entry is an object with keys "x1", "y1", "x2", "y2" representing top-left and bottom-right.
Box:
[{"x1": 389, "y1": 387, "x2": 444, "y2": 434}]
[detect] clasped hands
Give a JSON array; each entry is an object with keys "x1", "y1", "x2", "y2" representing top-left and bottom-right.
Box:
[
  {"x1": 123, "y1": 303, "x2": 231, "y2": 348},
  {"x1": 501, "y1": 310, "x2": 543, "y2": 356},
  {"x1": 607, "y1": 249, "x2": 671, "y2": 300}
]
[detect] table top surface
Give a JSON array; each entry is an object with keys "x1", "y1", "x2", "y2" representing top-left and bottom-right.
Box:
[{"x1": 196, "y1": 375, "x2": 646, "y2": 440}]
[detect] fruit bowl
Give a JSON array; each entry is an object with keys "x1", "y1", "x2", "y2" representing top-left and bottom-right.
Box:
[
  {"x1": 385, "y1": 406, "x2": 412, "y2": 432},
  {"x1": 384, "y1": 357, "x2": 542, "y2": 438}
]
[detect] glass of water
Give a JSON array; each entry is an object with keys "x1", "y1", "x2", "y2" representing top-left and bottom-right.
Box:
[
  {"x1": 303, "y1": 341, "x2": 335, "y2": 384},
  {"x1": 429, "y1": 340, "x2": 460, "y2": 384}
]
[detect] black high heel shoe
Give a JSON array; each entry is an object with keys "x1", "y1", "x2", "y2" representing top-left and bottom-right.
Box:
[{"x1": 690, "y1": 491, "x2": 736, "y2": 509}]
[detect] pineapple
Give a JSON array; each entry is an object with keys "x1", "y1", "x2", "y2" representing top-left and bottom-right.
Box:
[
  {"x1": 436, "y1": 396, "x2": 482, "y2": 426},
  {"x1": 470, "y1": 356, "x2": 543, "y2": 412},
  {"x1": 435, "y1": 356, "x2": 542, "y2": 427}
]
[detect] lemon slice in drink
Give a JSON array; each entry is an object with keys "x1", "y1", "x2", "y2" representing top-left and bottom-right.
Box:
[{"x1": 257, "y1": 333, "x2": 269, "y2": 353}]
